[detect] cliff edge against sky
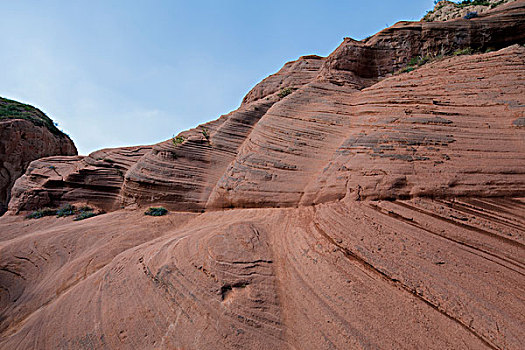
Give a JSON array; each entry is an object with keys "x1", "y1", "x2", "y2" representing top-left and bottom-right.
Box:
[{"x1": 0, "y1": 97, "x2": 76, "y2": 216}]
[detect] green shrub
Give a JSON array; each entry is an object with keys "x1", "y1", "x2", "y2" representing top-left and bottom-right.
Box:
[
  {"x1": 201, "y1": 127, "x2": 210, "y2": 141},
  {"x1": 26, "y1": 208, "x2": 57, "y2": 219},
  {"x1": 74, "y1": 211, "x2": 98, "y2": 221},
  {"x1": 453, "y1": 47, "x2": 474, "y2": 55},
  {"x1": 25, "y1": 204, "x2": 101, "y2": 221},
  {"x1": 407, "y1": 57, "x2": 419, "y2": 66},
  {"x1": 0, "y1": 97, "x2": 65, "y2": 137},
  {"x1": 412, "y1": 55, "x2": 431, "y2": 66},
  {"x1": 144, "y1": 207, "x2": 168, "y2": 216},
  {"x1": 398, "y1": 66, "x2": 416, "y2": 74},
  {"x1": 396, "y1": 47, "x2": 477, "y2": 75},
  {"x1": 172, "y1": 135, "x2": 185, "y2": 146},
  {"x1": 56, "y1": 204, "x2": 76, "y2": 217},
  {"x1": 278, "y1": 87, "x2": 293, "y2": 98},
  {"x1": 73, "y1": 206, "x2": 100, "y2": 221},
  {"x1": 491, "y1": 0, "x2": 506, "y2": 8},
  {"x1": 454, "y1": 0, "x2": 490, "y2": 8},
  {"x1": 78, "y1": 205, "x2": 93, "y2": 212},
  {"x1": 397, "y1": 55, "x2": 431, "y2": 74}
]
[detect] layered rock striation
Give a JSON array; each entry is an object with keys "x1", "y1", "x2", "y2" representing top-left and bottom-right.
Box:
[
  {"x1": 1, "y1": 2, "x2": 525, "y2": 349},
  {"x1": 0, "y1": 97, "x2": 76, "y2": 215},
  {"x1": 1, "y1": 196, "x2": 523, "y2": 349},
  {"x1": 8, "y1": 1, "x2": 525, "y2": 213},
  {"x1": 8, "y1": 146, "x2": 151, "y2": 213}
]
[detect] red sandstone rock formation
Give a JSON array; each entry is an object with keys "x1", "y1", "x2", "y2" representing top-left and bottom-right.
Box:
[
  {"x1": 8, "y1": 146, "x2": 150, "y2": 213},
  {"x1": 1, "y1": 2, "x2": 524, "y2": 349},
  {"x1": 0, "y1": 98, "x2": 76, "y2": 215},
  {"x1": 8, "y1": 1, "x2": 525, "y2": 213}
]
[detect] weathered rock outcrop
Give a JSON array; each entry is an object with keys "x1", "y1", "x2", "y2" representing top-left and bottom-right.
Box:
[
  {"x1": 208, "y1": 4, "x2": 525, "y2": 208},
  {"x1": 0, "y1": 97, "x2": 76, "y2": 215},
  {"x1": 242, "y1": 55, "x2": 324, "y2": 104},
  {"x1": 8, "y1": 2, "x2": 525, "y2": 213},
  {"x1": 212, "y1": 45, "x2": 525, "y2": 208},
  {"x1": 7, "y1": 55, "x2": 326, "y2": 213},
  {"x1": 8, "y1": 146, "x2": 150, "y2": 213},
  {"x1": 424, "y1": 0, "x2": 516, "y2": 22},
  {"x1": 1, "y1": 2, "x2": 525, "y2": 349}
]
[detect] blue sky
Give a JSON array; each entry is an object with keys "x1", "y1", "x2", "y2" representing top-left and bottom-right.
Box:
[{"x1": 1, "y1": 0, "x2": 435, "y2": 155}]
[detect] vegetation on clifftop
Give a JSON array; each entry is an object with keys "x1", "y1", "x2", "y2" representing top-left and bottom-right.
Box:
[
  {"x1": 0, "y1": 97, "x2": 67, "y2": 137},
  {"x1": 396, "y1": 46, "x2": 497, "y2": 75},
  {"x1": 424, "y1": 0, "x2": 510, "y2": 21},
  {"x1": 172, "y1": 135, "x2": 185, "y2": 146}
]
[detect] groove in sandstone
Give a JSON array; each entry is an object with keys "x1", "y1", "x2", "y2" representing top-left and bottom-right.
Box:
[{"x1": 311, "y1": 206, "x2": 499, "y2": 350}]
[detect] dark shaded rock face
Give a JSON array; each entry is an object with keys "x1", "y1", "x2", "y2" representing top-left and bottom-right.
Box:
[{"x1": 0, "y1": 97, "x2": 77, "y2": 215}]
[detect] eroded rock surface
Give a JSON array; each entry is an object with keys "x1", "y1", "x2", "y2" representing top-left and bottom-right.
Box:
[
  {"x1": 0, "y1": 98, "x2": 76, "y2": 215},
  {"x1": 208, "y1": 45, "x2": 525, "y2": 208},
  {"x1": 424, "y1": 0, "x2": 516, "y2": 22},
  {"x1": 8, "y1": 3, "x2": 525, "y2": 213},
  {"x1": 1, "y1": 2, "x2": 525, "y2": 349},
  {"x1": 1, "y1": 198, "x2": 523, "y2": 349},
  {"x1": 8, "y1": 146, "x2": 151, "y2": 213}
]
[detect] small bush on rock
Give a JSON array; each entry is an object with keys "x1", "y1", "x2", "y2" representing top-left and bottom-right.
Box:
[
  {"x1": 74, "y1": 211, "x2": 98, "y2": 221},
  {"x1": 56, "y1": 204, "x2": 76, "y2": 217},
  {"x1": 396, "y1": 55, "x2": 431, "y2": 74},
  {"x1": 25, "y1": 204, "x2": 102, "y2": 221},
  {"x1": 491, "y1": 0, "x2": 506, "y2": 8},
  {"x1": 455, "y1": 0, "x2": 490, "y2": 8},
  {"x1": 453, "y1": 47, "x2": 474, "y2": 55},
  {"x1": 398, "y1": 66, "x2": 416, "y2": 74},
  {"x1": 278, "y1": 88, "x2": 293, "y2": 98},
  {"x1": 172, "y1": 135, "x2": 185, "y2": 146},
  {"x1": 73, "y1": 206, "x2": 101, "y2": 221},
  {"x1": 201, "y1": 127, "x2": 210, "y2": 141},
  {"x1": 26, "y1": 208, "x2": 57, "y2": 219},
  {"x1": 144, "y1": 207, "x2": 168, "y2": 216}
]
